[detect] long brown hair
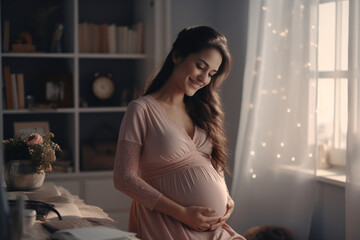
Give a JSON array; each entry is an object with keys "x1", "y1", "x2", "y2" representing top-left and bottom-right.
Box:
[{"x1": 144, "y1": 26, "x2": 232, "y2": 175}]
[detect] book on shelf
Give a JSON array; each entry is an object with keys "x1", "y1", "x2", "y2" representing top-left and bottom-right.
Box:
[
  {"x1": 16, "y1": 73, "x2": 25, "y2": 109},
  {"x1": 98, "y1": 23, "x2": 108, "y2": 53},
  {"x1": 10, "y1": 74, "x2": 19, "y2": 109},
  {"x1": 3, "y1": 66, "x2": 13, "y2": 109},
  {"x1": 128, "y1": 28, "x2": 138, "y2": 54},
  {"x1": 108, "y1": 24, "x2": 117, "y2": 54},
  {"x1": 3, "y1": 20, "x2": 10, "y2": 52},
  {"x1": 116, "y1": 25, "x2": 129, "y2": 53},
  {"x1": 2, "y1": 67, "x2": 26, "y2": 110},
  {"x1": 78, "y1": 23, "x2": 87, "y2": 53},
  {"x1": 136, "y1": 22, "x2": 144, "y2": 54}
]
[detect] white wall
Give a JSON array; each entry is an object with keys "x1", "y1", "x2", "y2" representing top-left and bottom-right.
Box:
[{"x1": 170, "y1": 0, "x2": 346, "y2": 239}]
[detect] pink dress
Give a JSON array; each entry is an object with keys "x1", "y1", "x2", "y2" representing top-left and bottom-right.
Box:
[{"x1": 114, "y1": 95, "x2": 245, "y2": 240}]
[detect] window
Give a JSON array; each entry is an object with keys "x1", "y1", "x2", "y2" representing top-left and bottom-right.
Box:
[{"x1": 317, "y1": 0, "x2": 349, "y2": 170}]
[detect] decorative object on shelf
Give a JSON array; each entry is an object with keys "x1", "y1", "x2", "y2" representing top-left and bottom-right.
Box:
[
  {"x1": 81, "y1": 123, "x2": 117, "y2": 171},
  {"x1": 32, "y1": 5, "x2": 59, "y2": 52},
  {"x1": 79, "y1": 97, "x2": 88, "y2": 107},
  {"x1": 120, "y1": 89, "x2": 130, "y2": 106},
  {"x1": 92, "y1": 72, "x2": 115, "y2": 101},
  {"x1": 81, "y1": 142, "x2": 117, "y2": 171},
  {"x1": 38, "y1": 74, "x2": 73, "y2": 108},
  {"x1": 3, "y1": 132, "x2": 62, "y2": 191},
  {"x1": 3, "y1": 20, "x2": 10, "y2": 52},
  {"x1": 25, "y1": 95, "x2": 35, "y2": 109},
  {"x1": 12, "y1": 32, "x2": 36, "y2": 53},
  {"x1": 50, "y1": 24, "x2": 64, "y2": 53},
  {"x1": 14, "y1": 121, "x2": 50, "y2": 136}
]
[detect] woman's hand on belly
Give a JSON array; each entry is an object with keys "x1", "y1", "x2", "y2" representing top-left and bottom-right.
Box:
[
  {"x1": 209, "y1": 197, "x2": 235, "y2": 231},
  {"x1": 154, "y1": 194, "x2": 221, "y2": 232},
  {"x1": 179, "y1": 206, "x2": 221, "y2": 232}
]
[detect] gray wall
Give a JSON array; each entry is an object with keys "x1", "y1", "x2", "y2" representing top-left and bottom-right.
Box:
[
  {"x1": 309, "y1": 182, "x2": 345, "y2": 240},
  {"x1": 171, "y1": 0, "x2": 248, "y2": 186},
  {"x1": 170, "y1": 0, "x2": 346, "y2": 239}
]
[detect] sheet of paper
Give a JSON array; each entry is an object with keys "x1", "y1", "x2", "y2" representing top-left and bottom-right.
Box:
[{"x1": 51, "y1": 226, "x2": 136, "y2": 240}]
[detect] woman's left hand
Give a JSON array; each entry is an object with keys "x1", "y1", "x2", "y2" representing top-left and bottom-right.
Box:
[{"x1": 209, "y1": 196, "x2": 234, "y2": 231}]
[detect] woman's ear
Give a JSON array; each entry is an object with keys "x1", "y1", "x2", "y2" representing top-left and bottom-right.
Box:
[{"x1": 172, "y1": 52, "x2": 181, "y2": 64}]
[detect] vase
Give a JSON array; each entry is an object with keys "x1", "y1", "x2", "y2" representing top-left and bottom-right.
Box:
[{"x1": 5, "y1": 160, "x2": 45, "y2": 191}]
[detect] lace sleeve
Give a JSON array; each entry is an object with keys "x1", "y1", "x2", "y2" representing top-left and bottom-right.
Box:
[{"x1": 113, "y1": 140, "x2": 162, "y2": 210}]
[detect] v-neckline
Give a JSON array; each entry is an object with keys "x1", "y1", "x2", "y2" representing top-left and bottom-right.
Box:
[{"x1": 147, "y1": 95, "x2": 197, "y2": 141}]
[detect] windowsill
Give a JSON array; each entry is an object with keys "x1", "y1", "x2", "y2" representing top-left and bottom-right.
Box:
[
  {"x1": 316, "y1": 167, "x2": 346, "y2": 187},
  {"x1": 279, "y1": 165, "x2": 346, "y2": 187}
]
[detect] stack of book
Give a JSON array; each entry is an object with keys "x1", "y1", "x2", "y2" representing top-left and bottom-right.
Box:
[
  {"x1": 2, "y1": 66, "x2": 25, "y2": 110},
  {"x1": 78, "y1": 22, "x2": 144, "y2": 54}
]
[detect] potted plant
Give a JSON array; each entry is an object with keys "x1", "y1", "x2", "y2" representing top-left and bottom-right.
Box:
[{"x1": 3, "y1": 132, "x2": 61, "y2": 190}]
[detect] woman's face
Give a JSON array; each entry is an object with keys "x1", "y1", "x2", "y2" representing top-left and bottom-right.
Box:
[{"x1": 171, "y1": 48, "x2": 222, "y2": 96}]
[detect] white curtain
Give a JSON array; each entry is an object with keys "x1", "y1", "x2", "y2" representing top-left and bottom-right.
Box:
[
  {"x1": 346, "y1": 1, "x2": 360, "y2": 239},
  {"x1": 229, "y1": 0, "x2": 318, "y2": 239}
]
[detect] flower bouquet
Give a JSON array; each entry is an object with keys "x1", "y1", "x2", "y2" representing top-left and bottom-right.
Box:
[{"x1": 3, "y1": 132, "x2": 61, "y2": 190}]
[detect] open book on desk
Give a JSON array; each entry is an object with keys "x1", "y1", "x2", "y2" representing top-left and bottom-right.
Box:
[{"x1": 51, "y1": 225, "x2": 138, "y2": 240}]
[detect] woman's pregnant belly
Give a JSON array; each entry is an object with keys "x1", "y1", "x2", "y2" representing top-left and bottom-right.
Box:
[{"x1": 150, "y1": 164, "x2": 228, "y2": 217}]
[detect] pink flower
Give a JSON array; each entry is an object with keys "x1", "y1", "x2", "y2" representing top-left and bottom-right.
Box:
[{"x1": 27, "y1": 133, "x2": 43, "y2": 145}]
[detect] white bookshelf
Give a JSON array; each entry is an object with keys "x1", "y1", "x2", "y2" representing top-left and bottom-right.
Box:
[{"x1": 1, "y1": 0, "x2": 170, "y2": 229}]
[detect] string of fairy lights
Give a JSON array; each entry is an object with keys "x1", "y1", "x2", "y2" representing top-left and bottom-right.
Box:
[{"x1": 246, "y1": 2, "x2": 318, "y2": 179}]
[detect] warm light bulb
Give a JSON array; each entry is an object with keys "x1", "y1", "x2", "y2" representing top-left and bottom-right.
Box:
[
  {"x1": 297, "y1": 123, "x2": 301, "y2": 127},
  {"x1": 261, "y1": 142, "x2": 267, "y2": 147},
  {"x1": 250, "y1": 151, "x2": 255, "y2": 156},
  {"x1": 280, "y1": 142, "x2": 285, "y2": 147},
  {"x1": 291, "y1": 157, "x2": 296, "y2": 161},
  {"x1": 276, "y1": 154, "x2": 281, "y2": 158},
  {"x1": 251, "y1": 174, "x2": 257, "y2": 179}
]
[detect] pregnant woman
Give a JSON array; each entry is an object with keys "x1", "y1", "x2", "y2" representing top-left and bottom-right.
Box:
[{"x1": 114, "y1": 26, "x2": 245, "y2": 240}]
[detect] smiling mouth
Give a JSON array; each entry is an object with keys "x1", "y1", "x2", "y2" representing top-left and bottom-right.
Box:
[{"x1": 189, "y1": 78, "x2": 203, "y2": 89}]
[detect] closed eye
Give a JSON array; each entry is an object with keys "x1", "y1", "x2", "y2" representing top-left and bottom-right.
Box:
[
  {"x1": 196, "y1": 63, "x2": 205, "y2": 70},
  {"x1": 197, "y1": 59, "x2": 218, "y2": 78},
  {"x1": 209, "y1": 72, "x2": 217, "y2": 78}
]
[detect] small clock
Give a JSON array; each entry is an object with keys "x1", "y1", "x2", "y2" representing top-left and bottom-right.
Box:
[{"x1": 92, "y1": 73, "x2": 115, "y2": 100}]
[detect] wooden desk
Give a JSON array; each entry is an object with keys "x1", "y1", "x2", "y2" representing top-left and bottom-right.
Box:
[{"x1": 7, "y1": 182, "x2": 137, "y2": 240}]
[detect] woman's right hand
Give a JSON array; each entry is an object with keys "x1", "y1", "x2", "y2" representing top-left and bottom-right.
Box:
[
  {"x1": 154, "y1": 195, "x2": 220, "y2": 231},
  {"x1": 178, "y1": 206, "x2": 220, "y2": 231}
]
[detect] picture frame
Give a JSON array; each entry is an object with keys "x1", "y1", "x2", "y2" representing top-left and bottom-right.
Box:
[
  {"x1": 14, "y1": 121, "x2": 50, "y2": 136},
  {"x1": 38, "y1": 74, "x2": 73, "y2": 107}
]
